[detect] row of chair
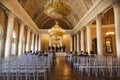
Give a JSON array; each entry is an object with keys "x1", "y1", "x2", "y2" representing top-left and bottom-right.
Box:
[
  {"x1": 0, "y1": 55, "x2": 53, "y2": 80},
  {"x1": 67, "y1": 56, "x2": 120, "y2": 76}
]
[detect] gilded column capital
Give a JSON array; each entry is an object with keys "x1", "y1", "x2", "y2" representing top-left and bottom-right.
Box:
[
  {"x1": 39, "y1": 34, "x2": 41, "y2": 36},
  {"x1": 26, "y1": 26, "x2": 31, "y2": 31},
  {"x1": 31, "y1": 30, "x2": 35, "y2": 34},
  {"x1": 18, "y1": 20, "x2": 25, "y2": 26},
  {"x1": 96, "y1": 14, "x2": 102, "y2": 20},
  {"x1": 80, "y1": 28, "x2": 85, "y2": 32},
  {"x1": 5, "y1": 11, "x2": 15, "y2": 18},
  {"x1": 112, "y1": 0, "x2": 120, "y2": 8},
  {"x1": 85, "y1": 24, "x2": 90, "y2": 28},
  {"x1": 76, "y1": 31, "x2": 80, "y2": 35},
  {"x1": 112, "y1": 0, "x2": 120, "y2": 6}
]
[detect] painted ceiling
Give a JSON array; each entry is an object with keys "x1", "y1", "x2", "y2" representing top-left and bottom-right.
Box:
[{"x1": 18, "y1": 0, "x2": 97, "y2": 29}]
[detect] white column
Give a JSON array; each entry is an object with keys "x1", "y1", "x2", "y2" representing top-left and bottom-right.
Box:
[
  {"x1": 31, "y1": 32, "x2": 35, "y2": 52},
  {"x1": 81, "y1": 29, "x2": 85, "y2": 52},
  {"x1": 70, "y1": 35, "x2": 73, "y2": 51},
  {"x1": 5, "y1": 12, "x2": 15, "y2": 58},
  {"x1": 49, "y1": 36, "x2": 51, "y2": 46},
  {"x1": 60, "y1": 36, "x2": 62, "y2": 47},
  {"x1": 86, "y1": 24, "x2": 91, "y2": 54},
  {"x1": 35, "y1": 34, "x2": 38, "y2": 51},
  {"x1": 18, "y1": 22, "x2": 25, "y2": 56},
  {"x1": 77, "y1": 32, "x2": 80, "y2": 52},
  {"x1": 113, "y1": 3, "x2": 120, "y2": 58},
  {"x1": 96, "y1": 15, "x2": 103, "y2": 56},
  {"x1": 38, "y1": 35, "x2": 41, "y2": 51},
  {"x1": 74, "y1": 35, "x2": 77, "y2": 51},
  {"x1": 26, "y1": 28, "x2": 30, "y2": 51}
]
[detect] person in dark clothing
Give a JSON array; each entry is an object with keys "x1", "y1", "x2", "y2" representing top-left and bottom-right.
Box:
[
  {"x1": 48, "y1": 46, "x2": 51, "y2": 51},
  {"x1": 62, "y1": 45, "x2": 65, "y2": 52},
  {"x1": 44, "y1": 51, "x2": 48, "y2": 57},
  {"x1": 52, "y1": 51, "x2": 56, "y2": 65},
  {"x1": 90, "y1": 50, "x2": 95, "y2": 57},
  {"x1": 59, "y1": 46, "x2": 62, "y2": 52},
  {"x1": 52, "y1": 46, "x2": 54, "y2": 51},
  {"x1": 56, "y1": 46, "x2": 58, "y2": 52},
  {"x1": 84, "y1": 52, "x2": 89, "y2": 57}
]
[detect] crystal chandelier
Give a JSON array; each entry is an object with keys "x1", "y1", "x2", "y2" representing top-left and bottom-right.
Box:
[
  {"x1": 48, "y1": 21, "x2": 65, "y2": 36},
  {"x1": 51, "y1": 36, "x2": 60, "y2": 44},
  {"x1": 44, "y1": 0, "x2": 71, "y2": 18},
  {"x1": 51, "y1": 35, "x2": 60, "y2": 40}
]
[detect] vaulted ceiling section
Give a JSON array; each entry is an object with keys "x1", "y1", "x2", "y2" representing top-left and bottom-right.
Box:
[{"x1": 18, "y1": 0, "x2": 97, "y2": 29}]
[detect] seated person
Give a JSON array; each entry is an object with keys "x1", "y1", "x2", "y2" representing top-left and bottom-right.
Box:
[
  {"x1": 84, "y1": 52, "x2": 89, "y2": 57},
  {"x1": 44, "y1": 51, "x2": 48, "y2": 56},
  {"x1": 90, "y1": 50, "x2": 95, "y2": 57},
  {"x1": 64, "y1": 52, "x2": 68, "y2": 63}
]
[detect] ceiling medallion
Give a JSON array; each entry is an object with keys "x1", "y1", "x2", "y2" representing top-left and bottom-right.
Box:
[{"x1": 44, "y1": 0, "x2": 71, "y2": 18}]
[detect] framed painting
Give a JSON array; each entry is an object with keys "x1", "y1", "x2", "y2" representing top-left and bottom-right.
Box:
[{"x1": 105, "y1": 37, "x2": 113, "y2": 53}]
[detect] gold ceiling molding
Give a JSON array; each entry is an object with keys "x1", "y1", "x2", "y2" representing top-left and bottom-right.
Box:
[{"x1": 44, "y1": 0, "x2": 71, "y2": 18}]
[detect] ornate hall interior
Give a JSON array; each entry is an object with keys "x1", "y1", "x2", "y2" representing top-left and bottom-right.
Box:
[{"x1": 0, "y1": 0, "x2": 120, "y2": 80}]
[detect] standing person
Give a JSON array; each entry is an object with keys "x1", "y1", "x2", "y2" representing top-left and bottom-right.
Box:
[
  {"x1": 59, "y1": 46, "x2": 62, "y2": 52},
  {"x1": 52, "y1": 46, "x2": 54, "y2": 51},
  {"x1": 69, "y1": 52, "x2": 73, "y2": 69},
  {"x1": 90, "y1": 50, "x2": 95, "y2": 57},
  {"x1": 65, "y1": 52, "x2": 68, "y2": 62},
  {"x1": 56, "y1": 46, "x2": 58, "y2": 52},
  {"x1": 48, "y1": 46, "x2": 51, "y2": 51},
  {"x1": 52, "y1": 51, "x2": 56, "y2": 64},
  {"x1": 62, "y1": 45, "x2": 65, "y2": 52}
]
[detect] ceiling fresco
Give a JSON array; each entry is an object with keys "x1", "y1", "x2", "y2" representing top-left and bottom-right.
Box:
[{"x1": 18, "y1": 0, "x2": 97, "y2": 29}]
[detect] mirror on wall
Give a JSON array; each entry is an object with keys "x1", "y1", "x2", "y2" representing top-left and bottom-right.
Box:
[{"x1": 105, "y1": 37, "x2": 113, "y2": 53}]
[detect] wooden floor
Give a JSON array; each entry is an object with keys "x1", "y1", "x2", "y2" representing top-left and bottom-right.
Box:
[{"x1": 49, "y1": 57, "x2": 120, "y2": 80}]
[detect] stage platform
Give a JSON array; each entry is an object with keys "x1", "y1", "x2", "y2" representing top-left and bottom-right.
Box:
[{"x1": 56, "y1": 52, "x2": 66, "y2": 57}]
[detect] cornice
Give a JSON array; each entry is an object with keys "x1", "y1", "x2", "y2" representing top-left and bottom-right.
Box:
[
  {"x1": 73, "y1": 0, "x2": 112, "y2": 34},
  {"x1": 0, "y1": 0, "x2": 40, "y2": 34}
]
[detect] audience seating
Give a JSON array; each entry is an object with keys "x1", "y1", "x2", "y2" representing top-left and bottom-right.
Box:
[
  {"x1": 66, "y1": 56, "x2": 120, "y2": 76},
  {"x1": 0, "y1": 54, "x2": 53, "y2": 80}
]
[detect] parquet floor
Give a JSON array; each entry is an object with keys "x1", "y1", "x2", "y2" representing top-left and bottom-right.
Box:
[{"x1": 49, "y1": 57, "x2": 120, "y2": 80}]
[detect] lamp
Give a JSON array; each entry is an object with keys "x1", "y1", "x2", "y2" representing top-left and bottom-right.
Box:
[
  {"x1": 105, "y1": 32, "x2": 114, "y2": 35},
  {"x1": 44, "y1": 0, "x2": 71, "y2": 18},
  {"x1": 48, "y1": 20, "x2": 65, "y2": 36}
]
